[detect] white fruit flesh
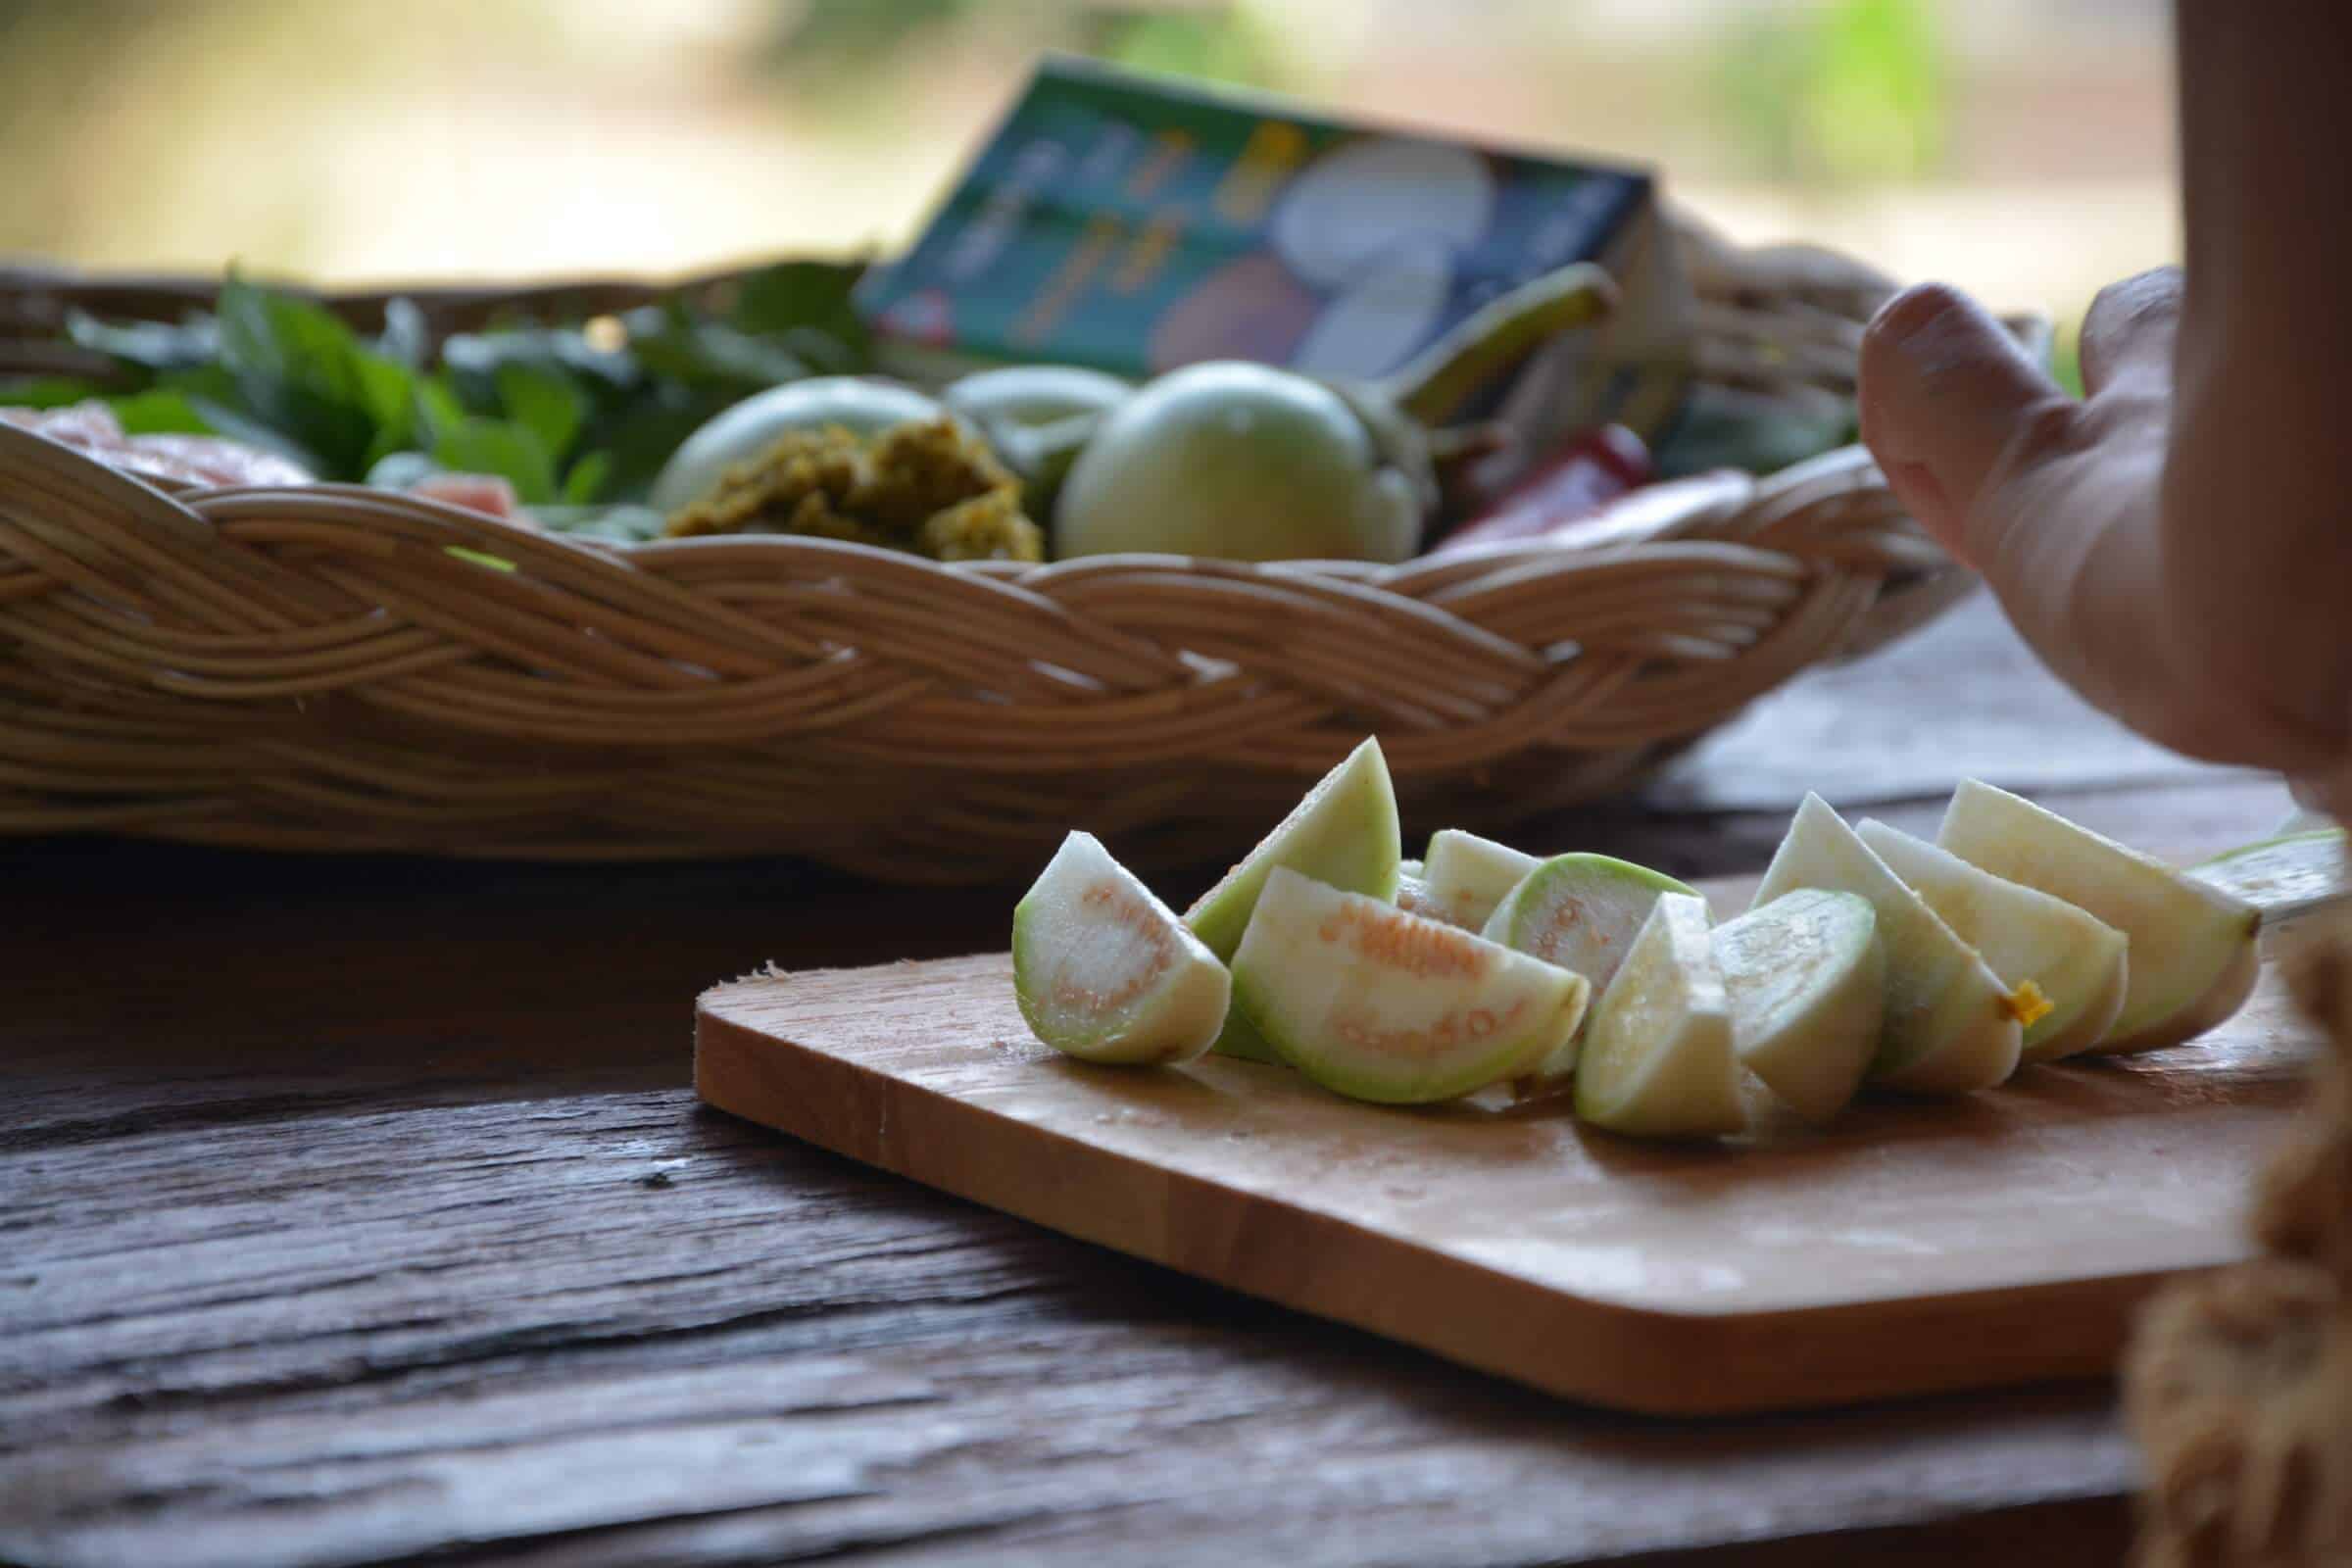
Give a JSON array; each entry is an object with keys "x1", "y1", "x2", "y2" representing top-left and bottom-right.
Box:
[
  {"x1": 1754, "y1": 795, "x2": 2023, "y2": 1093},
  {"x1": 1395, "y1": 867, "x2": 1438, "y2": 919},
  {"x1": 1480, "y1": 854, "x2": 1700, "y2": 993},
  {"x1": 1712, "y1": 890, "x2": 1885, "y2": 1123},
  {"x1": 1229, "y1": 868, "x2": 1592, "y2": 1104},
  {"x1": 1856, "y1": 818, "x2": 2128, "y2": 1063},
  {"x1": 1185, "y1": 737, "x2": 1402, "y2": 1059},
  {"x1": 1421, "y1": 829, "x2": 1542, "y2": 931},
  {"x1": 1574, "y1": 893, "x2": 1742, "y2": 1138},
  {"x1": 1012, "y1": 831, "x2": 1231, "y2": 1065},
  {"x1": 1937, "y1": 779, "x2": 2260, "y2": 1053}
]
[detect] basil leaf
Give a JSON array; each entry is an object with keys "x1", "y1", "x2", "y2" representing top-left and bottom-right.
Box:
[
  {"x1": 561, "y1": 449, "x2": 612, "y2": 505},
  {"x1": 495, "y1": 362, "x2": 589, "y2": 463},
  {"x1": 431, "y1": 416, "x2": 558, "y2": 505}
]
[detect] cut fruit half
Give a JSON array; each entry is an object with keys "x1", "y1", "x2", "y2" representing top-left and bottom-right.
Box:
[
  {"x1": 1712, "y1": 890, "x2": 1884, "y2": 1123},
  {"x1": 1185, "y1": 736, "x2": 1402, "y2": 1060},
  {"x1": 1012, "y1": 831, "x2": 1232, "y2": 1065},
  {"x1": 1753, "y1": 794, "x2": 2023, "y2": 1094},
  {"x1": 1480, "y1": 854, "x2": 1699, "y2": 992},
  {"x1": 1857, "y1": 818, "x2": 2128, "y2": 1063},
  {"x1": 1229, "y1": 867, "x2": 1592, "y2": 1104},
  {"x1": 1574, "y1": 893, "x2": 1743, "y2": 1138},
  {"x1": 1937, "y1": 780, "x2": 2260, "y2": 1054},
  {"x1": 1420, "y1": 829, "x2": 1542, "y2": 931}
]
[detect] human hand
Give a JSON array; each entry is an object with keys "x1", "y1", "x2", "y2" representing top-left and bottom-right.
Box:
[{"x1": 1858, "y1": 268, "x2": 2352, "y2": 819}]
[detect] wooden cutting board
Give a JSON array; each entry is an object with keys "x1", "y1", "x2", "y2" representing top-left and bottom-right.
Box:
[{"x1": 694, "y1": 879, "x2": 2324, "y2": 1416}]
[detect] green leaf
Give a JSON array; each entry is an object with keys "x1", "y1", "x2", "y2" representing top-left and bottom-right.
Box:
[
  {"x1": 412, "y1": 373, "x2": 467, "y2": 447},
  {"x1": 431, "y1": 416, "x2": 558, "y2": 505},
  {"x1": 579, "y1": 390, "x2": 741, "y2": 503},
  {"x1": 495, "y1": 362, "x2": 589, "y2": 463},
  {"x1": 214, "y1": 273, "x2": 397, "y2": 478},
  {"x1": 66, "y1": 309, "x2": 219, "y2": 376},
  {"x1": 0, "y1": 376, "x2": 116, "y2": 409},
  {"x1": 182, "y1": 395, "x2": 327, "y2": 476},
  {"x1": 107, "y1": 389, "x2": 218, "y2": 435},
  {"x1": 731, "y1": 259, "x2": 868, "y2": 349},
  {"x1": 627, "y1": 318, "x2": 808, "y2": 393},
  {"x1": 445, "y1": 546, "x2": 518, "y2": 573},
  {"x1": 561, "y1": 449, "x2": 612, "y2": 505}
]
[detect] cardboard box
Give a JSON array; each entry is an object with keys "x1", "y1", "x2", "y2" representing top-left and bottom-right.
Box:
[{"x1": 857, "y1": 56, "x2": 1696, "y2": 452}]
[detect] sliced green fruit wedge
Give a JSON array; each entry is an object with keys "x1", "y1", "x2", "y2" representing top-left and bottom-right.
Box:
[
  {"x1": 2188, "y1": 828, "x2": 2346, "y2": 926},
  {"x1": 1012, "y1": 831, "x2": 1232, "y2": 1065},
  {"x1": 1480, "y1": 854, "x2": 1699, "y2": 991},
  {"x1": 1937, "y1": 779, "x2": 2260, "y2": 1054},
  {"x1": 1712, "y1": 890, "x2": 1885, "y2": 1123},
  {"x1": 1185, "y1": 736, "x2": 1402, "y2": 1061},
  {"x1": 1754, "y1": 794, "x2": 2024, "y2": 1094},
  {"x1": 1857, "y1": 818, "x2": 2128, "y2": 1063},
  {"x1": 1420, "y1": 829, "x2": 1542, "y2": 931},
  {"x1": 1229, "y1": 868, "x2": 1592, "y2": 1104},
  {"x1": 1574, "y1": 893, "x2": 1743, "y2": 1138}
]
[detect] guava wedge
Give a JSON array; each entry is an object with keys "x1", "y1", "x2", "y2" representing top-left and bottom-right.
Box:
[
  {"x1": 1421, "y1": 829, "x2": 1542, "y2": 931},
  {"x1": 1184, "y1": 736, "x2": 1402, "y2": 1060},
  {"x1": 1754, "y1": 794, "x2": 2025, "y2": 1094},
  {"x1": 2188, "y1": 828, "x2": 2346, "y2": 927},
  {"x1": 1857, "y1": 818, "x2": 2128, "y2": 1063},
  {"x1": 1012, "y1": 831, "x2": 1231, "y2": 1065},
  {"x1": 1480, "y1": 853, "x2": 1700, "y2": 991},
  {"x1": 1574, "y1": 893, "x2": 1743, "y2": 1138},
  {"x1": 1228, "y1": 868, "x2": 1592, "y2": 1104},
  {"x1": 1712, "y1": 890, "x2": 1885, "y2": 1123},
  {"x1": 1936, "y1": 780, "x2": 2261, "y2": 1054}
]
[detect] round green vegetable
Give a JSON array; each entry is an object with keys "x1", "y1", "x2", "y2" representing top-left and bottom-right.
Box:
[
  {"x1": 1052, "y1": 263, "x2": 1616, "y2": 564},
  {"x1": 944, "y1": 366, "x2": 1131, "y2": 430},
  {"x1": 648, "y1": 377, "x2": 950, "y2": 513},
  {"x1": 1054, "y1": 362, "x2": 1423, "y2": 563}
]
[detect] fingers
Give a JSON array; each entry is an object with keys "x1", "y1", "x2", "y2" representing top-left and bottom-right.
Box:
[
  {"x1": 1858, "y1": 281, "x2": 2073, "y2": 567},
  {"x1": 2078, "y1": 267, "x2": 2182, "y2": 399}
]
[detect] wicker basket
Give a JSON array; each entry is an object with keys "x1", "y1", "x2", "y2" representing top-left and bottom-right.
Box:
[{"x1": 0, "y1": 216, "x2": 2010, "y2": 883}]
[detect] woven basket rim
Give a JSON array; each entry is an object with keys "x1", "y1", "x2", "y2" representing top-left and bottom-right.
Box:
[{"x1": 0, "y1": 223, "x2": 1996, "y2": 880}]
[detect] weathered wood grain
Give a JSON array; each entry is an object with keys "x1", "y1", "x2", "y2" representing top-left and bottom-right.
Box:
[{"x1": 0, "y1": 746, "x2": 2300, "y2": 1566}]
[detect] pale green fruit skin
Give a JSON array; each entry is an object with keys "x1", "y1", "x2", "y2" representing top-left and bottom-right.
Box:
[
  {"x1": 1421, "y1": 829, "x2": 1542, "y2": 932},
  {"x1": 1754, "y1": 794, "x2": 2021, "y2": 1094},
  {"x1": 1480, "y1": 854, "x2": 1700, "y2": 992},
  {"x1": 1857, "y1": 818, "x2": 2127, "y2": 1063},
  {"x1": 650, "y1": 378, "x2": 951, "y2": 512},
  {"x1": 1574, "y1": 893, "x2": 1743, "y2": 1138},
  {"x1": 1230, "y1": 868, "x2": 1591, "y2": 1104},
  {"x1": 1185, "y1": 737, "x2": 1401, "y2": 1060},
  {"x1": 1011, "y1": 831, "x2": 1231, "y2": 1065},
  {"x1": 1937, "y1": 779, "x2": 2259, "y2": 1052},
  {"x1": 1713, "y1": 890, "x2": 1885, "y2": 1124},
  {"x1": 1054, "y1": 362, "x2": 1420, "y2": 564},
  {"x1": 2188, "y1": 828, "x2": 2347, "y2": 924},
  {"x1": 943, "y1": 366, "x2": 1132, "y2": 429}
]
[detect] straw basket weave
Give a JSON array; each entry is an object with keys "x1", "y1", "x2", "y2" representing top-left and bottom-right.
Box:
[{"x1": 0, "y1": 216, "x2": 2013, "y2": 883}]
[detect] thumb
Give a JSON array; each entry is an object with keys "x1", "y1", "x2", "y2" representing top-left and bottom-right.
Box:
[{"x1": 1858, "y1": 281, "x2": 2074, "y2": 571}]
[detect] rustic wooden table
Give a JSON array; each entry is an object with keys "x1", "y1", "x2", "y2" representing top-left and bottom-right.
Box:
[{"x1": 0, "y1": 594, "x2": 2303, "y2": 1568}]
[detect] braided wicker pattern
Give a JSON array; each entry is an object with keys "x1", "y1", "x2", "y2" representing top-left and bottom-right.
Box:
[{"x1": 0, "y1": 226, "x2": 1989, "y2": 881}]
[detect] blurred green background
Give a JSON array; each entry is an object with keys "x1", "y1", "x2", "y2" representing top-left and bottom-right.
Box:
[{"x1": 0, "y1": 0, "x2": 2174, "y2": 377}]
